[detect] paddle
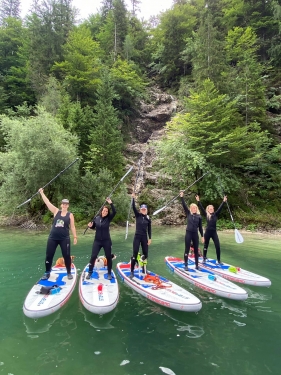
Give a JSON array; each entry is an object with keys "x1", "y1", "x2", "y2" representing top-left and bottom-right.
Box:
[
  {"x1": 217, "y1": 177, "x2": 244, "y2": 244},
  {"x1": 16, "y1": 158, "x2": 79, "y2": 209},
  {"x1": 153, "y1": 172, "x2": 209, "y2": 216},
  {"x1": 125, "y1": 156, "x2": 143, "y2": 239},
  {"x1": 83, "y1": 166, "x2": 133, "y2": 235}
]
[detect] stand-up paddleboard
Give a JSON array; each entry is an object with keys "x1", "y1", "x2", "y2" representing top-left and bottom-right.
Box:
[
  {"x1": 116, "y1": 262, "x2": 202, "y2": 312},
  {"x1": 23, "y1": 264, "x2": 77, "y2": 319},
  {"x1": 195, "y1": 257, "x2": 271, "y2": 287},
  {"x1": 79, "y1": 265, "x2": 119, "y2": 315},
  {"x1": 166, "y1": 257, "x2": 248, "y2": 301}
]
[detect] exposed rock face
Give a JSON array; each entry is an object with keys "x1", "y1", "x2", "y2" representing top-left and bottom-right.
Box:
[
  {"x1": 133, "y1": 86, "x2": 177, "y2": 143},
  {"x1": 126, "y1": 86, "x2": 187, "y2": 225}
]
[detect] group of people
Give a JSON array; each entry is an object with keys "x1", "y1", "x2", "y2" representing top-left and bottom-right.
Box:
[{"x1": 38, "y1": 188, "x2": 227, "y2": 280}]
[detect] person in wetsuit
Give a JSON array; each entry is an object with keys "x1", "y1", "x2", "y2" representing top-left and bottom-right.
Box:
[
  {"x1": 180, "y1": 191, "x2": 204, "y2": 270},
  {"x1": 195, "y1": 194, "x2": 227, "y2": 264},
  {"x1": 39, "y1": 188, "x2": 77, "y2": 280},
  {"x1": 130, "y1": 192, "x2": 152, "y2": 279},
  {"x1": 86, "y1": 198, "x2": 116, "y2": 280}
]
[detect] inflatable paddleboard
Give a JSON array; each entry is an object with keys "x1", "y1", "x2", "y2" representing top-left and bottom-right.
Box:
[
  {"x1": 116, "y1": 262, "x2": 202, "y2": 312},
  {"x1": 23, "y1": 264, "x2": 77, "y2": 319},
  {"x1": 195, "y1": 257, "x2": 271, "y2": 287},
  {"x1": 79, "y1": 265, "x2": 119, "y2": 314},
  {"x1": 166, "y1": 257, "x2": 248, "y2": 300}
]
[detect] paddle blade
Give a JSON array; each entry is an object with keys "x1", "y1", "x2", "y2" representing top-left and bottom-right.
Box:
[
  {"x1": 153, "y1": 206, "x2": 166, "y2": 216},
  {"x1": 235, "y1": 229, "x2": 244, "y2": 244},
  {"x1": 125, "y1": 221, "x2": 129, "y2": 240}
]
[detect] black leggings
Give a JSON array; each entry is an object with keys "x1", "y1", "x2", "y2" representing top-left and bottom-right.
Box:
[
  {"x1": 88, "y1": 240, "x2": 112, "y2": 274},
  {"x1": 184, "y1": 231, "x2": 199, "y2": 268},
  {"x1": 131, "y1": 235, "x2": 148, "y2": 272},
  {"x1": 45, "y1": 238, "x2": 71, "y2": 273},
  {"x1": 204, "y1": 230, "x2": 221, "y2": 261}
]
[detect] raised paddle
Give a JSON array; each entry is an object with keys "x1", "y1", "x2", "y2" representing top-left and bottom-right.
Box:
[
  {"x1": 84, "y1": 166, "x2": 133, "y2": 235},
  {"x1": 153, "y1": 172, "x2": 209, "y2": 216},
  {"x1": 217, "y1": 177, "x2": 244, "y2": 244},
  {"x1": 16, "y1": 158, "x2": 79, "y2": 209},
  {"x1": 125, "y1": 156, "x2": 143, "y2": 239}
]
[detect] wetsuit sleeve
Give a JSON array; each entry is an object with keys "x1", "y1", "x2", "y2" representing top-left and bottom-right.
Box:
[
  {"x1": 90, "y1": 220, "x2": 96, "y2": 230},
  {"x1": 215, "y1": 201, "x2": 225, "y2": 216},
  {"x1": 198, "y1": 201, "x2": 207, "y2": 217},
  {"x1": 108, "y1": 203, "x2": 116, "y2": 221},
  {"x1": 147, "y1": 219, "x2": 152, "y2": 239},
  {"x1": 132, "y1": 198, "x2": 139, "y2": 217},
  {"x1": 198, "y1": 216, "x2": 203, "y2": 237},
  {"x1": 181, "y1": 197, "x2": 190, "y2": 215}
]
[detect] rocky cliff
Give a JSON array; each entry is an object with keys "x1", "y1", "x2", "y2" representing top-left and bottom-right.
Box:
[{"x1": 125, "y1": 86, "x2": 188, "y2": 225}]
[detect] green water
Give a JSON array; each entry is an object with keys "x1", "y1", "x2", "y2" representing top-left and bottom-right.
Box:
[{"x1": 0, "y1": 227, "x2": 280, "y2": 375}]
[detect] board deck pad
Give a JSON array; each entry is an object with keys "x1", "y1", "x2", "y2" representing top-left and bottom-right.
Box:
[
  {"x1": 166, "y1": 257, "x2": 248, "y2": 300},
  {"x1": 79, "y1": 265, "x2": 119, "y2": 315},
  {"x1": 194, "y1": 256, "x2": 271, "y2": 287},
  {"x1": 23, "y1": 264, "x2": 77, "y2": 319},
  {"x1": 117, "y1": 262, "x2": 202, "y2": 312}
]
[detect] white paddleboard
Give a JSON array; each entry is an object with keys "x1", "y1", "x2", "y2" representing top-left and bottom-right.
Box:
[
  {"x1": 195, "y1": 257, "x2": 271, "y2": 287},
  {"x1": 79, "y1": 265, "x2": 119, "y2": 315},
  {"x1": 116, "y1": 262, "x2": 202, "y2": 312},
  {"x1": 23, "y1": 264, "x2": 77, "y2": 319},
  {"x1": 166, "y1": 257, "x2": 248, "y2": 301}
]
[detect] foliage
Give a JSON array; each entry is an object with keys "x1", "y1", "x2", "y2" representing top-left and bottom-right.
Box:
[
  {"x1": 110, "y1": 57, "x2": 147, "y2": 112},
  {"x1": 85, "y1": 70, "x2": 124, "y2": 178},
  {"x1": 0, "y1": 108, "x2": 79, "y2": 214},
  {"x1": 53, "y1": 25, "x2": 102, "y2": 105},
  {"x1": 156, "y1": 79, "x2": 271, "y2": 200},
  {"x1": 77, "y1": 169, "x2": 129, "y2": 222},
  {"x1": 26, "y1": 0, "x2": 76, "y2": 98}
]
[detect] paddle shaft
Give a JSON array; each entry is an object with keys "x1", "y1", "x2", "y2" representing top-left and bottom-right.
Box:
[
  {"x1": 16, "y1": 158, "x2": 79, "y2": 209},
  {"x1": 84, "y1": 166, "x2": 133, "y2": 235},
  {"x1": 153, "y1": 172, "x2": 209, "y2": 215},
  {"x1": 217, "y1": 177, "x2": 238, "y2": 228},
  {"x1": 125, "y1": 157, "x2": 143, "y2": 239}
]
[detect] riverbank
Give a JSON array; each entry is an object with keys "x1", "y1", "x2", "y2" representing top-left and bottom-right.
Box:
[{"x1": 1, "y1": 214, "x2": 281, "y2": 236}]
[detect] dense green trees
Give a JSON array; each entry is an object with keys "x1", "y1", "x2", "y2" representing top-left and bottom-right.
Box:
[
  {"x1": 0, "y1": 0, "x2": 280, "y2": 222},
  {"x1": 0, "y1": 109, "x2": 79, "y2": 214}
]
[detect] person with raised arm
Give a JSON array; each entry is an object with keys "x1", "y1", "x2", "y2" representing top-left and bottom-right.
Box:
[
  {"x1": 129, "y1": 192, "x2": 152, "y2": 279},
  {"x1": 180, "y1": 191, "x2": 204, "y2": 271},
  {"x1": 195, "y1": 194, "x2": 227, "y2": 264},
  {"x1": 39, "y1": 188, "x2": 77, "y2": 280},
  {"x1": 86, "y1": 198, "x2": 116, "y2": 280}
]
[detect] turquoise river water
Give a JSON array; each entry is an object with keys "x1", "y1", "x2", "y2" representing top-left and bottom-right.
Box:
[{"x1": 0, "y1": 226, "x2": 280, "y2": 375}]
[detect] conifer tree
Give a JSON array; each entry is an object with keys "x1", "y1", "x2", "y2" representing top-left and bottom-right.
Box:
[
  {"x1": 86, "y1": 71, "x2": 124, "y2": 178},
  {"x1": 0, "y1": 0, "x2": 21, "y2": 24}
]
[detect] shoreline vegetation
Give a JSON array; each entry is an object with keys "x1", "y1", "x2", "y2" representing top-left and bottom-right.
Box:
[{"x1": 0, "y1": 215, "x2": 280, "y2": 236}]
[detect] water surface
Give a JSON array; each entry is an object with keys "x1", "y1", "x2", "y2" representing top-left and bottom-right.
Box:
[{"x1": 0, "y1": 227, "x2": 279, "y2": 375}]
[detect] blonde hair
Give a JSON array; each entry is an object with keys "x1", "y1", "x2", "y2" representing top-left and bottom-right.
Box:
[
  {"x1": 190, "y1": 203, "x2": 200, "y2": 215},
  {"x1": 206, "y1": 205, "x2": 214, "y2": 221}
]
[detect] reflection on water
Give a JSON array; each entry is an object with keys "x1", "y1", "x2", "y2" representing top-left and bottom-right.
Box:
[
  {"x1": 78, "y1": 303, "x2": 116, "y2": 329},
  {"x1": 23, "y1": 312, "x2": 61, "y2": 335},
  {"x1": 120, "y1": 360, "x2": 130, "y2": 366},
  {"x1": 233, "y1": 320, "x2": 246, "y2": 327},
  {"x1": 219, "y1": 300, "x2": 247, "y2": 318},
  {"x1": 244, "y1": 288, "x2": 273, "y2": 313},
  {"x1": 159, "y1": 366, "x2": 176, "y2": 375}
]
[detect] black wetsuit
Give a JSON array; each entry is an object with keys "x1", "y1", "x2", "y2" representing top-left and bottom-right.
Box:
[
  {"x1": 198, "y1": 200, "x2": 225, "y2": 262},
  {"x1": 131, "y1": 199, "x2": 152, "y2": 272},
  {"x1": 88, "y1": 203, "x2": 116, "y2": 275},
  {"x1": 45, "y1": 211, "x2": 72, "y2": 273},
  {"x1": 181, "y1": 198, "x2": 203, "y2": 268}
]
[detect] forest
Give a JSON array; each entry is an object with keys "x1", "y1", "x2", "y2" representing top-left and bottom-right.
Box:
[{"x1": 0, "y1": 0, "x2": 280, "y2": 229}]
